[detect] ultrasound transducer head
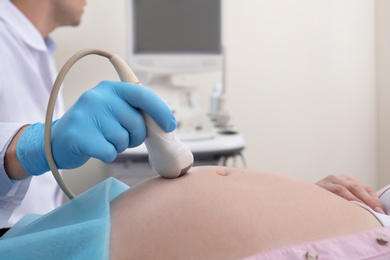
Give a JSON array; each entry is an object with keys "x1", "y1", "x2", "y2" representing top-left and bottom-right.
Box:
[{"x1": 110, "y1": 54, "x2": 194, "y2": 179}]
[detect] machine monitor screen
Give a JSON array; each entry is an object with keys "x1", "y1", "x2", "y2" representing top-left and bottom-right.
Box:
[{"x1": 128, "y1": 0, "x2": 222, "y2": 74}]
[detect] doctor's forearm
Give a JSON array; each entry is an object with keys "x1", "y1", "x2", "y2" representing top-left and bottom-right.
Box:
[{"x1": 4, "y1": 125, "x2": 30, "y2": 179}]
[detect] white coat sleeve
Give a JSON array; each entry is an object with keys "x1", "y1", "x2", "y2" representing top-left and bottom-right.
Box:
[{"x1": 0, "y1": 123, "x2": 32, "y2": 228}]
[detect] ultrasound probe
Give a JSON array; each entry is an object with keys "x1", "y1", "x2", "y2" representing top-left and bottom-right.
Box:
[{"x1": 45, "y1": 49, "x2": 194, "y2": 199}]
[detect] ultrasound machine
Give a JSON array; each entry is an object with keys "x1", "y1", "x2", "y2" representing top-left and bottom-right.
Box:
[{"x1": 108, "y1": 0, "x2": 246, "y2": 186}]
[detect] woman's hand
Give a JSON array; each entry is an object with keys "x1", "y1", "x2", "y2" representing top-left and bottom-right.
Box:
[{"x1": 316, "y1": 174, "x2": 385, "y2": 214}]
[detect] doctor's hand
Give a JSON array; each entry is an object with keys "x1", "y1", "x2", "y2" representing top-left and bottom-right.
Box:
[
  {"x1": 316, "y1": 174, "x2": 385, "y2": 214},
  {"x1": 14, "y1": 81, "x2": 176, "y2": 176}
]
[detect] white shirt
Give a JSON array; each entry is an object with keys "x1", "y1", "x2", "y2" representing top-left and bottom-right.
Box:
[{"x1": 0, "y1": 0, "x2": 64, "y2": 227}]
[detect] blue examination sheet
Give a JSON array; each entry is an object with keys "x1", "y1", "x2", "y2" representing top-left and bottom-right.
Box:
[{"x1": 0, "y1": 177, "x2": 129, "y2": 259}]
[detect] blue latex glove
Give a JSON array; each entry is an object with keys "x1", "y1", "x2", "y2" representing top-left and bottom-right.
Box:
[{"x1": 16, "y1": 81, "x2": 176, "y2": 175}]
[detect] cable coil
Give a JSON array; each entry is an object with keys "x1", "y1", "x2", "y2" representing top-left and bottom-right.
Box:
[{"x1": 45, "y1": 49, "x2": 115, "y2": 199}]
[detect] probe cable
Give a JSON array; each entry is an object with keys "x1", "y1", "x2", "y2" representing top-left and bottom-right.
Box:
[{"x1": 45, "y1": 49, "x2": 114, "y2": 200}]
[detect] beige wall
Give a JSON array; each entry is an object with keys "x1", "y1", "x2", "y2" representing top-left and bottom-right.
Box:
[
  {"x1": 376, "y1": 0, "x2": 390, "y2": 188},
  {"x1": 224, "y1": 0, "x2": 376, "y2": 186},
  {"x1": 52, "y1": 0, "x2": 380, "y2": 196}
]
